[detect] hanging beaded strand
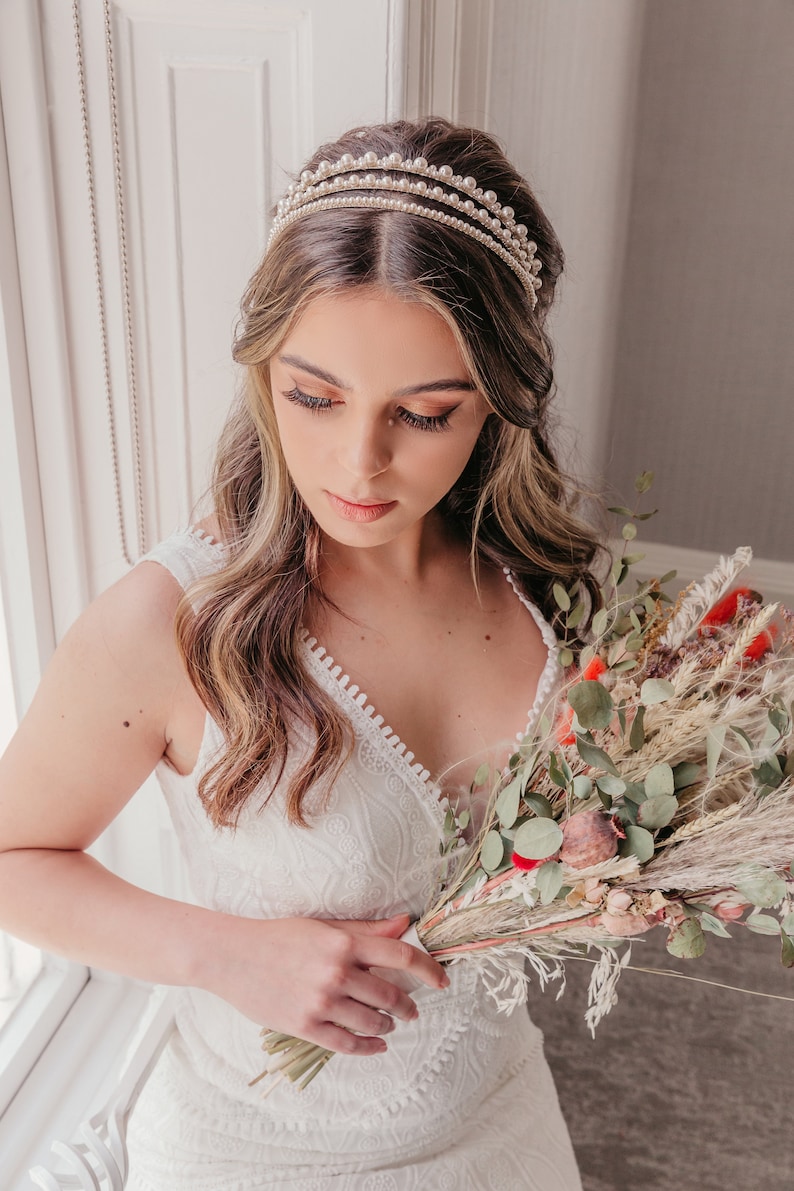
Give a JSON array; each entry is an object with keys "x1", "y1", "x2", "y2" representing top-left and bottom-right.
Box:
[{"x1": 268, "y1": 151, "x2": 543, "y2": 308}]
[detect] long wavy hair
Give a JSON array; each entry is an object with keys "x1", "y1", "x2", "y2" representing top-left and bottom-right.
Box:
[{"x1": 176, "y1": 117, "x2": 604, "y2": 828}]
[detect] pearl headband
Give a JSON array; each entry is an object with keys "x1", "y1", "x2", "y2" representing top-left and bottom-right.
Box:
[{"x1": 268, "y1": 151, "x2": 543, "y2": 308}]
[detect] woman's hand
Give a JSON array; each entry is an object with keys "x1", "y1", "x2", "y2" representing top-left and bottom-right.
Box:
[{"x1": 200, "y1": 911, "x2": 449, "y2": 1057}]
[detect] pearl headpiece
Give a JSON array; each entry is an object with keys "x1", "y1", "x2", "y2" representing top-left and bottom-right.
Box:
[{"x1": 268, "y1": 151, "x2": 542, "y2": 308}]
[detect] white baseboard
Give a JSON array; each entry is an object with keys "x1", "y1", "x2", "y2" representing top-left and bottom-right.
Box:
[{"x1": 622, "y1": 540, "x2": 794, "y2": 610}]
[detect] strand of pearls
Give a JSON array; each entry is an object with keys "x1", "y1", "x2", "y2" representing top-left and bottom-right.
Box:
[{"x1": 268, "y1": 151, "x2": 542, "y2": 306}]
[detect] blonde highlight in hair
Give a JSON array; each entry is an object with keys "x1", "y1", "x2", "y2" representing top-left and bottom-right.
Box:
[{"x1": 176, "y1": 117, "x2": 604, "y2": 828}]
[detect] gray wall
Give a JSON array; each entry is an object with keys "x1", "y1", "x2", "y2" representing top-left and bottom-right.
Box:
[{"x1": 607, "y1": 0, "x2": 794, "y2": 561}]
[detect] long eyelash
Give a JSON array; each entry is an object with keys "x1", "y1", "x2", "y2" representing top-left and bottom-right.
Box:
[
  {"x1": 283, "y1": 386, "x2": 332, "y2": 413},
  {"x1": 399, "y1": 408, "x2": 452, "y2": 433}
]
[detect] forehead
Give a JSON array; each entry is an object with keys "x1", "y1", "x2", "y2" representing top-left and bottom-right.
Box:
[{"x1": 276, "y1": 289, "x2": 470, "y2": 386}]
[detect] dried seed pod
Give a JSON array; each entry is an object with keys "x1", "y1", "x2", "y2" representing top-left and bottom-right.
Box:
[{"x1": 559, "y1": 808, "x2": 620, "y2": 869}]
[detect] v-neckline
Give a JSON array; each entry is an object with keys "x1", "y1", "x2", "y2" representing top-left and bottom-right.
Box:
[{"x1": 299, "y1": 568, "x2": 560, "y2": 821}]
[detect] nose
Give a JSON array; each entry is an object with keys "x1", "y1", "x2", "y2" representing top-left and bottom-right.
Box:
[{"x1": 338, "y1": 414, "x2": 392, "y2": 480}]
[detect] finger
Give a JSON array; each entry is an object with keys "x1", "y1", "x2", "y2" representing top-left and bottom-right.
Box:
[
  {"x1": 309, "y1": 1020, "x2": 390, "y2": 1058},
  {"x1": 353, "y1": 934, "x2": 449, "y2": 991},
  {"x1": 344, "y1": 967, "x2": 419, "y2": 1023}
]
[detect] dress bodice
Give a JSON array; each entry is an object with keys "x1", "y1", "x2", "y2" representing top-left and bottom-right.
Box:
[{"x1": 125, "y1": 528, "x2": 581, "y2": 1191}]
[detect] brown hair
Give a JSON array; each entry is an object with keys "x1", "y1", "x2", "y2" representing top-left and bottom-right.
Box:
[{"x1": 176, "y1": 117, "x2": 603, "y2": 827}]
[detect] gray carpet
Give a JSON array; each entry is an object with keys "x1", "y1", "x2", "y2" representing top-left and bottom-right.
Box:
[{"x1": 527, "y1": 926, "x2": 794, "y2": 1190}]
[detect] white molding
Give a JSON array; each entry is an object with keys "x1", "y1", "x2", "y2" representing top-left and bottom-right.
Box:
[
  {"x1": 402, "y1": 0, "x2": 493, "y2": 123},
  {"x1": 1, "y1": 977, "x2": 174, "y2": 1191},
  {"x1": 0, "y1": 0, "x2": 89, "y2": 637},
  {"x1": 27, "y1": 986, "x2": 175, "y2": 1191},
  {"x1": 629, "y1": 539, "x2": 794, "y2": 609}
]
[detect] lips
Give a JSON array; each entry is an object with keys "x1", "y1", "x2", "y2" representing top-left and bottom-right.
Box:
[{"x1": 325, "y1": 492, "x2": 397, "y2": 523}]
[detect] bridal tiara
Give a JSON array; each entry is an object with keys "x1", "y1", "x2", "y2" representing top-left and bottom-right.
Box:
[{"x1": 267, "y1": 151, "x2": 543, "y2": 308}]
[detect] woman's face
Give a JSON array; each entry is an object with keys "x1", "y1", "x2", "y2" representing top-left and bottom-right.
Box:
[{"x1": 269, "y1": 289, "x2": 489, "y2": 553}]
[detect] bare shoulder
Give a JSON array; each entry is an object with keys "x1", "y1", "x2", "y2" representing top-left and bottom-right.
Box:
[{"x1": 0, "y1": 562, "x2": 188, "y2": 852}]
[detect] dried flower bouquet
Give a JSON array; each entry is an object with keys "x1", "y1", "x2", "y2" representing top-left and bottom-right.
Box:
[{"x1": 254, "y1": 476, "x2": 794, "y2": 1092}]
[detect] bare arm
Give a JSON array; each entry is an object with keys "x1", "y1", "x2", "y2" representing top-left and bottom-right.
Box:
[{"x1": 0, "y1": 562, "x2": 446, "y2": 1055}]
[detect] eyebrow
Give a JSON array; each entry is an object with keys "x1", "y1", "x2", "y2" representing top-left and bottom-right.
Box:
[{"x1": 278, "y1": 354, "x2": 476, "y2": 398}]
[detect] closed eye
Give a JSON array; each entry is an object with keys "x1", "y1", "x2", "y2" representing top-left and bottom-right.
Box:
[
  {"x1": 398, "y1": 407, "x2": 453, "y2": 432},
  {"x1": 283, "y1": 387, "x2": 455, "y2": 432},
  {"x1": 283, "y1": 386, "x2": 334, "y2": 414}
]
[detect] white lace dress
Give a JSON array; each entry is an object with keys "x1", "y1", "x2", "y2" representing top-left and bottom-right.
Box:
[{"x1": 125, "y1": 528, "x2": 582, "y2": 1191}]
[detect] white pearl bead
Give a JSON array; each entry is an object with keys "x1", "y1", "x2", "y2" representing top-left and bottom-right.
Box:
[
  {"x1": 364, "y1": 151, "x2": 378, "y2": 165},
  {"x1": 431, "y1": 186, "x2": 443, "y2": 199},
  {"x1": 438, "y1": 165, "x2": 453, "y2": 179},
  {"x1": 463, "y1": 176, "x2": 476, "y2": 190},
  {"x1": 416, "y1": 180, "x2": 427, "y2": 193},
  {"x1": 340, "y1": 154, "x2": 354, "y2": 166},
  {"x1": 484, "y1": 190, "x2": 497, "y2": 203},
  {"x1": 413, "y1": 157, "x2": 428, "y2": 169},
  {"x1": 388, "y1": 152, "x2": 403, "y2": 165},
  {"x1": 501, "y1": 206, "x2": 514, "y2": 220}
]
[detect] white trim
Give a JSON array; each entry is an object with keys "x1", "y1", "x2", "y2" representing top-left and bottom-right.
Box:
[{"x1": 627, "y1": 539, "x2": 794, "y2": 609}]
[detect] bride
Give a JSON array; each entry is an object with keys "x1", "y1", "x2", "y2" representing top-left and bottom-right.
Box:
[{"x1": 0, "y1": 117, "x2": 600, "y2": 1189}]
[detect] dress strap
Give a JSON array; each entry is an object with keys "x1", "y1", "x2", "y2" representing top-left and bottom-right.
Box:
[{"x1": 136, "y1": 526, "x2": 227, "y2": 605}]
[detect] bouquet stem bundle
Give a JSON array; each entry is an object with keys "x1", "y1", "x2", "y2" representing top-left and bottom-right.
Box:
[{"x1": 253, "y1": 480, "x2": 794, "y2": 1092}]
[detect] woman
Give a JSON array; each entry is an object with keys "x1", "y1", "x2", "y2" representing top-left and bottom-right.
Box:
[{"x1": 0, "y1": 119, "x2": 599, "y2": 1188}]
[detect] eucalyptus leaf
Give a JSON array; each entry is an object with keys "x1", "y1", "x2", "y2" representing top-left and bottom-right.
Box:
[
  {"x1": 634, "y1": 509, "x2": 659, "y2": 521},
  {"x1": 625, "y1": 635, "x2": 644, "y2": 653},
  {"x1": 513, "y1": 817, "x2": 564, "y2": 861},
  {"x1": 558, "y1": 647, "x2": 574, "y2": 669},
  {"x1": 706, "y1": 725, "x2": 727, "y2": 779},
  {"x1": 735, "y1": 866, "x2": 787, "y2": 908},
  {"x1": 457, "y1": 810, "x2": 470, "y2": 830},
  {"x1": 480, "y1": 830, "x2": 505, "y2": 874},
  {"x1": 597, "y1": 789, "x2": 613, "y2": 811},
  {"x1": 622, "y1": 522, "x2": 638, "y2": 541},
  {"x1": 644, "y1": 595, "x2": 657, "y2": 616},
  {"x1": 645, "y1": 762, "x2": 675, "y2": 798},
  {"x1": 473, "y1": 762, "x2": 491, "y2": 788},
  {"x1": 699, "y1": 911, "x2": 732, "y2": 938},
  {"x1": 753, "y1": 757, "x2": 784, "y2": 790},
  {"x1": 745, "y1": 913, "x2": 781, "y2": 936},
  {"x1": 629, "y1": 705, "x2": 646, "y2": 751},
  {"x1": 673, "y1": 761, "x2": 701, "y2": 789},
  {"x1": 576, "y1": 735, "x2": 621, "y2": 777},
  {"x1": 567, "y1": 601, "x2": 585, "y2": 630},
  {"x1": 536, "y1": 861, "x2": 565, "y2": 906},
  {"x1": 629, "y1": 609, "x2": 642, "y2": 632},
  {"x1": 607, "y1": 506, "x2": 633, "y2": 517},
  {"x1": 494, "y1": 778, "x2": 521, "y2": 830},
  {"x1": 636, "y1": 793, "x2": 678, "y2": 829},
  {"x1": 620, "y1": 824, "x2": 655, "y2": 863},
  {"x1": 622, "y1": 780, "x2": 647, "y2": 804},
  {"x1": 613, "y1": 659, "x2": 639, "y2": 673},
  {"x1": 591, "y1": 608, "x2": 609, "y2": 639},
  {"x1": 548, "y1": 752, "x2": 570, "y2": 790},
  {"x1": 524, "y1": 791, "x2": 554, "y2": 819},
  {"x1": 579, "y1": 645, "x2": 596, "y2": 671},
  {"x1": 615, "y1": 802, "x2": 637, "y2": 825},
  {"x1": 730, "y1": 725, "x2": 754, "y2": 757},
  {"x1": 666, "y1": 917, "x2": 706, "y2": 958},
  {"x1": 568, "y1": 681, "x2": 614, "y2": 731},
  {"x1": 781, "y1": 911, "x2": 794, "y2": 935},
  {"x1": 782, "y1": 931, "x2": 794, "y2": 968},
  {"x1": 659, "y1": 570, "x2": 677, "y2": 585},
  {"x1": 616, "y1": 563, "x2": 629, "y2": 587},
  {"x1": 640, "y1": 678, "x2": 675, "y2": 705},
  {"x1": 622, "y1": 552, "x2": 646, "y2": 567},
  {"x1": 596, "y1": 774, "x2": 626, "y2": 797},
  {"x1": 553, "y1": 583, "x2": 571, "y2": 612},
  {"x1": 635, "y1": 470, "x2": 654, "y2": 494},
  {"x1": 572, "y1": 775, "x2": 593, "y2": 800}
]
